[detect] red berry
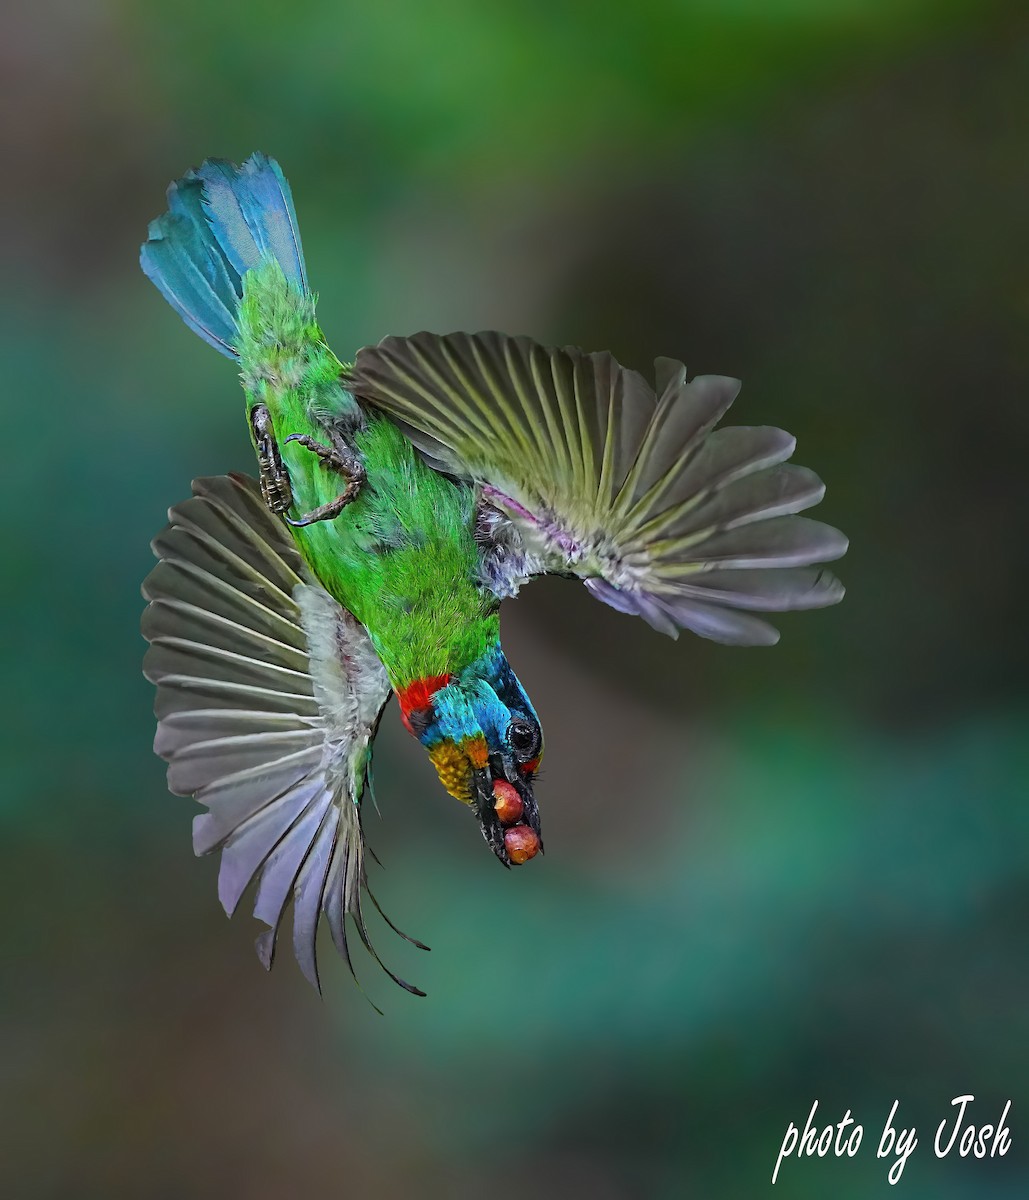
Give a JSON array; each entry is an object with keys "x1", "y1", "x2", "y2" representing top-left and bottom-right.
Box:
[
  {"x1": 504, "y1": 824, "x2": 539, "y2": 865},
  {"x1": 493, "y1": 780, "x2": 524, "y2": 825}
]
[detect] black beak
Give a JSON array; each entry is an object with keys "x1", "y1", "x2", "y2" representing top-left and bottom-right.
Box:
[{"x1": 473, "y1": 754, "x2": 542, "y2": 867}]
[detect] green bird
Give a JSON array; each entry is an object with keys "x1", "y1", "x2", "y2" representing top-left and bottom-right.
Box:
[{"x1": 140, "y1": 154, "x2": 847, "y2": 994}]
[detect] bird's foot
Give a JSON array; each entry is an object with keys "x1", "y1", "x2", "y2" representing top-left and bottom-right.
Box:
[
  {"x1": 281, "y1": 432, "x2": 366, "y2": 527},
  {"x1": 250, "y1": 404, "x2": 293, "y2": 515}
]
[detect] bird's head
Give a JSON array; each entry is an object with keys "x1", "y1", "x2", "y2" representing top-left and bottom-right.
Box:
[{"x1": 397, "y1": 646, "x2": 543, "y2": 867}]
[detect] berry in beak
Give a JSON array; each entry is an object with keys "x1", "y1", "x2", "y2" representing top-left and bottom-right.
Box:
[
  {"x1": 493, "y1": 779, "x2": 524, "y2": 825},
  {"x1": 504, "y1": 824, "x2": 540, "y2": 864},
  {"x1": 472, "y1": 760, "x2": 541, "y2": 867}
]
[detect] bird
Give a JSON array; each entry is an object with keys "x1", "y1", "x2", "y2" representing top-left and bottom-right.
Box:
[{"x1": 139, "y1": 153, "x2": 847, "y2": 995}]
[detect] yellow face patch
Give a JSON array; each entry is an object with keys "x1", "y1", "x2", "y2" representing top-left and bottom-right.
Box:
[{"x1": 428, "y1": 735, "x2": 488, "y2": 804}]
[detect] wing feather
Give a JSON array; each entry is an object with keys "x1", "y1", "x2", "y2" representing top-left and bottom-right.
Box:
[
  {"x1": 142, "y1": 473, "x2": 425, "y2": 993},
  {"x1": 348, "y1": 333, "x2": 846, "y2": 644},
  {"x1": 290, "y1": 807, "x2": 338, "y2": 990},
  {"x1": 216, "y1": 778, "x2": 329, "y2": 916},
  {"x1": 190, "y1": 752, "x2": 322, "y2": 854}
]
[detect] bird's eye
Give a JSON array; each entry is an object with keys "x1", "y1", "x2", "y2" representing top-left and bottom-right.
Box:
[{"x1": 508, "y1": 717, "x2": 541, "y2": 762}]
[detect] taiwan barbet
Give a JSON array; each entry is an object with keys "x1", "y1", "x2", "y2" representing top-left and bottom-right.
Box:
[{"x1": 140, "y1": 155, "x2": 847, "y2": 993}]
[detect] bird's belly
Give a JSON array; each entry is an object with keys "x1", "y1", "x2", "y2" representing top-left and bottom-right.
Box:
[{"x1": 286, "y1": 414, "x2": 492, "y2": 685}]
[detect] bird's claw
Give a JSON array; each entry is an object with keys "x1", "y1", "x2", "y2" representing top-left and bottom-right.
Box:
[{"x1": 254, "y1": 425, "x2": 367, "y2": 527}]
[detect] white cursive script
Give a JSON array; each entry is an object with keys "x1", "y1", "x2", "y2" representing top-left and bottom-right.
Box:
[
  {"x1": 935, "y1": 1095, "x2": 1011, "y2": 1161},
  {"x1": 772, "y1": 1096, "x2": 1013, "y2": 1186}
]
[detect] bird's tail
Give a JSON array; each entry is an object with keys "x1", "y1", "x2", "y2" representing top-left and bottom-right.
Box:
[{"x1": 140, "y1": 153, "x2": 308, "y2": 360}]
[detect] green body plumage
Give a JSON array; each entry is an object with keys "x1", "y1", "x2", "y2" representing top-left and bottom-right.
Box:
[{"x1": 237, "y1": 261, "x2": 497, "y2": 689}]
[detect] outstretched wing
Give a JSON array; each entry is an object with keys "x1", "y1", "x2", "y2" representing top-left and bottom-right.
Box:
[
  {"x1": 347, "y1": 332, "x2": 847, "y2": 645},
  {"x1": 141, "y1": 473, "x2": 426, "y2": 996}
]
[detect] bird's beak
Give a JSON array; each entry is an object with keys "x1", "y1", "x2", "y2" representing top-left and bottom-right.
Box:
[{"x1": 472, "y1": 755, "x2": 542, "y2": 868}]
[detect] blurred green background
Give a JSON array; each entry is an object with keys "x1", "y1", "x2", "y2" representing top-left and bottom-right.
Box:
[{"x1": 2, "y1": 1, "x2": 1027, "y2": 1196}]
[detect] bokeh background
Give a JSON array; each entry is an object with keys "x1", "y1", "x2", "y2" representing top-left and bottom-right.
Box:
[{"x1": 2, "y1": 1, "x2": 1027, "y2": 1196}]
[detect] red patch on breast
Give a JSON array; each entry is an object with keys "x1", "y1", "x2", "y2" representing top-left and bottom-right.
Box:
[{"x1": 397, "y1": 673, "x2": 452, "y2": 735}]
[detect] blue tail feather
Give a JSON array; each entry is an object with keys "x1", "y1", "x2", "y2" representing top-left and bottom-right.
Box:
[
  {"x1": 194, "y1": 155, "x2": 307, "y2": 291},
  {"x1": 140, "y1": 153, "x2": 308, "y2": 360}
]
